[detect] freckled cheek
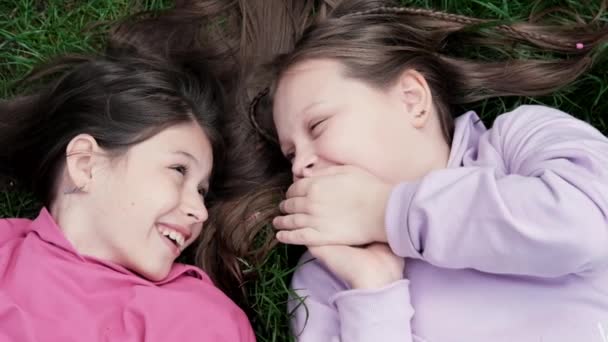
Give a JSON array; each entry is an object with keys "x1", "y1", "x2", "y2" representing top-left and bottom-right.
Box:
[{"x1": 137, "y1": 179, "x2": 182, "y2": 212}]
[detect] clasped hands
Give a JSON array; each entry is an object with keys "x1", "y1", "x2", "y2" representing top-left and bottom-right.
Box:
[{"x1": 273, "y1": 165, "x2": 405, "y2": 289}]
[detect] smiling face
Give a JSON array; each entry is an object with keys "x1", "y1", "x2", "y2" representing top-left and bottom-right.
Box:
[
  {"x1": 61, "y1": 122, "x2": 213, "y2": 281},
  {"x1": 272, "y1": 58, "x2": 447, "y2": 184}
]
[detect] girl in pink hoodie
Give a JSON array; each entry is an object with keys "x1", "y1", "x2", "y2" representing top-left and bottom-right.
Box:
[{"x1": 0, "y1": 50, "x2": 255, "y2": 341}]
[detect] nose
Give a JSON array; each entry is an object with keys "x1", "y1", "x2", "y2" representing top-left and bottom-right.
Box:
[
  {"x1": 291, "y1": 149, "x2": 317, "y2": 181},
  {"x1": 181, "y1": 189, "x2": 209, "y2": 224}
]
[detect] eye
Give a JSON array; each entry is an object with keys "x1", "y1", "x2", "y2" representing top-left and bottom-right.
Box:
[
  {"x1": 285, "y1": 152, "x2": 295, "y2": 164},
  {"x1": 198, "y1": 187, "x2": 208, "y2": 199},
  {"x1": 171, "y1": 164, "x2": 188, "y2": 176},
  {"x1": 309, "y1": 118, "x2": 327, "y2": 136}
]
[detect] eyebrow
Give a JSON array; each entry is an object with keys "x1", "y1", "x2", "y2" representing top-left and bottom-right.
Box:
[
  {"x1": 300, "y1": 101, "x2": 326, "y2": 116},
  {"x1": 173, "y1": 150, "x2": 200, "y2": 165}
]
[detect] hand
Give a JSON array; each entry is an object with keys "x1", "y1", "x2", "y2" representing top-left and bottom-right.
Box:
[
  {"x1": 309, "y1": 243, "x2": 405, "y2": 290},
  {"x1": 273, "y1": 165, "x2": 393, "y2": 246}
]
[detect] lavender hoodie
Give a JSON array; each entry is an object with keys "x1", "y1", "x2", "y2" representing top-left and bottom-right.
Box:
[{"x1": 289, "y1": 105, "x2": 608, "y2": 342}]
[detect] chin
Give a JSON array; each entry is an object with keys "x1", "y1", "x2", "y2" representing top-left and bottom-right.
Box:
[{"x1": 137, "y1": 265, "x2": 172, "y2": 282}]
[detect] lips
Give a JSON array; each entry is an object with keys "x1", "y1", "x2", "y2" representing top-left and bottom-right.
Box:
[
  {"x1": 158, "y1": 223, "x2": 192, "y2": 241},
  {"x1": 156, "y1": 223, "x2": 192, "y2": 254},
  {"x1": 158, "y1": 228, "x2": 180, "y2": 256}
]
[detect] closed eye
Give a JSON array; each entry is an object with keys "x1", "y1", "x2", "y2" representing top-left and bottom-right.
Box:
[
  {"x1": 310, "y1": 119, "x2": 324, "y2": 131},
  {"x1": 310, "y1": 118, "x2": 327, "y2": 136}
]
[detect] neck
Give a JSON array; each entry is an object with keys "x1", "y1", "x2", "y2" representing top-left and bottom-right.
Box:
[
  {"x1": 425, "y1": 110, "x2": 452, "y2": 171},
  {"x1": 50, "y1": 194, "x2": 114, "y2": 262}
]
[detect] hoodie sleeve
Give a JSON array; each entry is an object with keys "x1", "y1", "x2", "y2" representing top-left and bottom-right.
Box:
[
  {"x1": 288, "y1": 252, "x2": 420, "y2": 342},
  {"x1": 386, "y1": 105, "x2": 608, "y2": 277}
]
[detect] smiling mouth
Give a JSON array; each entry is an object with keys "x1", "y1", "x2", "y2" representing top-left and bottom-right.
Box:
[{"x1": 157, "y1": 225, "x2": 186, "y2": 251}]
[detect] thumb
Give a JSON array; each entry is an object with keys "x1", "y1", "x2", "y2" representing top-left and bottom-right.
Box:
[{"x1": 308, "y1": 245, "x2": 351, "y2": 267}]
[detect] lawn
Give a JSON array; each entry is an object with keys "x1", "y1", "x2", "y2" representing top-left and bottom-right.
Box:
[{"x1": 1, "y1": 0, "x2": 607, "y2": 341}]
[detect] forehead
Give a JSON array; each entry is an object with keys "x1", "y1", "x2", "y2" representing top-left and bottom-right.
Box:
[
  {"x1": 137, "y1": 123, "x2": 213, "y2": 173},
  {"x1": 275, "y1": 59, "x2": 345, "y2": 101},
  {"x1": 273, "y1": 59, "x2": 345, "y2": 123}
]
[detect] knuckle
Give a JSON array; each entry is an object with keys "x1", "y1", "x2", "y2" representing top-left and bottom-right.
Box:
[
  {"x1": 308, "y1": 201, "x2": 321, "y2": 214},
  {"x1": 309, "y1": 182, "x2": 320, "y2": 197},
  {"x1": 294, "y1": 214, "x2": 306, "y2": 227},
  {"x1": 284, "y1": 199, "x2": 293, "y2": 212},
  {"x1": 294, "y1": 230, "x2": 308, "y2": 243}
]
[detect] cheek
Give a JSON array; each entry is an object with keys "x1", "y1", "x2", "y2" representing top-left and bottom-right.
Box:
[
  {"x1": 192, "y1": 223, "x2": 204, "y2": 241},
  {"x1": 325, "y1": 115, "x2": 402, "y2": 180},
  {"x1": 121, "y1": 172, "x2": 181, "y2": 216},
  {"x1": 315, "y1": 129, "x2": 349, "y2": 165},
  {"x1": 315, "y1": 122, "x2": 369, "y2": 167}
]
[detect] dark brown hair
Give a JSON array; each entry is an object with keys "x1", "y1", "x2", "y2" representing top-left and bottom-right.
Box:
[
  {"x1": 0, "y1": 48, "x2": 225, "y2": 208},
  {"x1": 104, "y1": 0, "x2": 313, "y2": 306}
]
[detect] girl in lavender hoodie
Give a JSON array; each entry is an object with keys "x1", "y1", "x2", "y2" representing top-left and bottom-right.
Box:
[
  {"x1": 0, "y1": 50, "x2": 254, "y2": 341},
  {"x1": 244, "y1": 0, "x2": 608, "y2": 341}
]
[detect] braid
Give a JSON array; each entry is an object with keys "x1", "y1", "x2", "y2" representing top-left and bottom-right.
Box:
[
  {"x1": 495, "y1": 24, "x2": 584, "y2": 51},
  {"x1": 344, "y1": 5, "x2": 587, "y2": 52},
  {"x1": 343, "y1": 6, "x2": 484, "y2": 26},
  {"x1": 247, "y1": 87, "x2": 278, "y2": 144}
]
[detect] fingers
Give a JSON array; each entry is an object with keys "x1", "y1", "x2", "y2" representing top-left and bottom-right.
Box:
[
  {"x1": 273, "y1": 213, "x2": 312, "y2": 230},
  {"x1": 288, "y1": 165, "x2": 354, "y2": 198},
  {"x1": 279, "y1": 197, "x2": 312, "y2": 214},
  {"x1": 276, "y1": 228, "x2": 326, "y2": 246},
  {"x1": 286, "y1": 178, "x2": 312, "y2": 198}
]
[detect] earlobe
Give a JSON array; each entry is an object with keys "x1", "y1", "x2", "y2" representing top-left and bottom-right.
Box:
[
  {"x1": 64, "y1": 134, "x2": 100, "y2": 193},
  {"x1": 412, "y1": 109, "x2": 429, "y2": 129},
  {"x1": 396, "y1": 69, "x2": 432, "y2": 129}
]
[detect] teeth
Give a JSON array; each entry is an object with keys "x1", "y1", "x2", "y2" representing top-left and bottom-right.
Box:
[{"x1": 157, "y1": 226, "x2": 186, "y2": 249}]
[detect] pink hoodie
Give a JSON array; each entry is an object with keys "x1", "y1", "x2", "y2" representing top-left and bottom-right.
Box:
[{"x1": 0, "y1": 208, "x2": 255, "y2": 342}]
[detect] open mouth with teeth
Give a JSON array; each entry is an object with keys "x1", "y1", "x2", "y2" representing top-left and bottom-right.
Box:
[{"x1": 157, "y1": 226, "x2": 186, "y2": 251}]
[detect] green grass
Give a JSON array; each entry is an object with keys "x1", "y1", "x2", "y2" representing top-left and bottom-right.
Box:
[{"x1": 1, "y1": 0, "x2": 607, "y2": 341}]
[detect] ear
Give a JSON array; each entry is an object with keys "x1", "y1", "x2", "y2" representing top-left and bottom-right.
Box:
[
  {"x1": 64, "y1": 134, "x2": 102, "y2": 192},
  {"x1": 394, "y1": 69, "x2": 433, "y2": 129}
]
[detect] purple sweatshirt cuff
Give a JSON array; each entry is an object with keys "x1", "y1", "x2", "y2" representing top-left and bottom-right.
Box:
[
  {"x1": 386, "y1": 182, "x2": 420, "y2": 258},
  {"x1": 329, "y1": 280, "x2": 414, "y2": 340}
]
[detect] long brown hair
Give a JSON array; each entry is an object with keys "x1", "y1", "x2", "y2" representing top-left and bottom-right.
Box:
[
  {"x1": 107, "y1": 0, "x2": 608, "y2": 307},
  {"x1": 106, "y1": 0, "x2": 316, "y2": 306},
  {"x1": 238, "y1": 0, "x2": 608, "y2": 306},
  {"x1": 250, "y1": 0, "x2": 608, "y2": 144}
]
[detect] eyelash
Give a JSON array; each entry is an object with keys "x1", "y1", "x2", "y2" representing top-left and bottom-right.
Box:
[
  {"x1": 172, "y1": 165, "x2": 188, "y2": 175},
  {"x1": 170, "y1": 165, "x2": 207, "y2": 198},
  {"x1": 309, "y1": 118, "x2": 326, "y2": 134},
  {"x1": 283, "y1": 118, "x2": 328, "y2": 163}
]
